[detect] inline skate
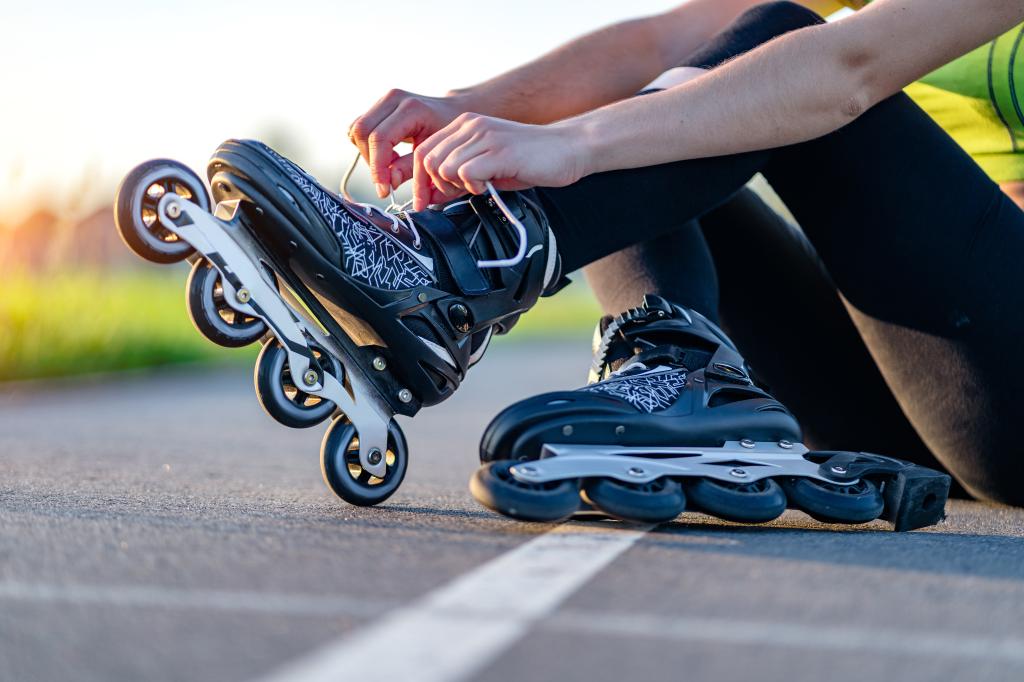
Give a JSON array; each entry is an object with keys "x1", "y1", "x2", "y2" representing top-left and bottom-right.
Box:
[
  {"x1": 471, "y1": 295, "x2": 950, "y2": 530},
  {"x1": 114, "y1": 139, "x2": 564, "y2": 506}
]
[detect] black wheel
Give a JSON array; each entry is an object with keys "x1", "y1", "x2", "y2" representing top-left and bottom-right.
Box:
[
  {"x1": 186, "y1": 259, "x2": 267, "y2": 347},
  {"x1": 320, "y1": 417, "x2": 408, "y2": 506},
  {"x1": 470, "y1": 461, "x2": 581, "y2": 522},
  {"x1": 582, "y1": 477, "x2": 687, "y2": 524},
  {"x1": 114, "y1": 159, "x2": 209, "y2": 264},
  {"x1": 254, "y1": 340, "x2": 342, "y2": 428},
  {"x1": 782, "y1": 477, "x2": 885, "y2": 524},
  {"x1": 685, "y1": 477, "x2": 788, "y2": 523}
]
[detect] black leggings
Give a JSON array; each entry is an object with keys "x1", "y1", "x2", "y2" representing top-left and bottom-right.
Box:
[{"x1": 536, "y1": 1, "x2": 1024, "y2": 505}]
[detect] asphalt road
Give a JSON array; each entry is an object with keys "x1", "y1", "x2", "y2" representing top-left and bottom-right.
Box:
[{"x1": 1, "y1": 340, "x2": 1022, "y2": 682}]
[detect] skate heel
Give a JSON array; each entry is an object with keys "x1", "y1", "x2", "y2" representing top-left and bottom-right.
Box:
[{"x1": 882, "y1": 464, "x2": 951, "y2": 531}]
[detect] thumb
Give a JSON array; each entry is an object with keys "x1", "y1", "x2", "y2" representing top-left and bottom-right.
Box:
[{"x1": 389, "y1": 154, "x2": 415, "y2": 189}]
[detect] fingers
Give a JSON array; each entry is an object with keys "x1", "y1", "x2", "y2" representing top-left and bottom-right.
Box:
[
  {"x1": 412, "y1": 119, "x2": 461, "y2": 210},
  {"x1": 366, "y1": 99, "x2": 431, "y2": 195},
  {"x1": 389, "y1": 154, "x2": 414, "y2": 190},
  {"x1": 348, "y1": 89, "x2": 405, "y2": 166},
  {"x1": 423, "y1": 130, "x2": 477, "y2": 197}
]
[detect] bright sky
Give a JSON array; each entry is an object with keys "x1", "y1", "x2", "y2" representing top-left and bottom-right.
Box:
[{"x1": 0, "y1": 0, "x2": 677, "y2": 222}]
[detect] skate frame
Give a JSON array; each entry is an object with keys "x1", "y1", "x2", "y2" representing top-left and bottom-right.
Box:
[
  {"x1": 511, "y1": 441, "x2": 854, "y2": 486},
  {"x1": 157, "y1": 194, "x2": 393, "y2": 477}
]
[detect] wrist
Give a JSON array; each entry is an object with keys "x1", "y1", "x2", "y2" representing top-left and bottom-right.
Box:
[
  {"x1": 443, "y1": 87, "x2": 497, "y2": 116},
  {"x1": 552, "y1": 114, "x2": 602, "y2": 181}
]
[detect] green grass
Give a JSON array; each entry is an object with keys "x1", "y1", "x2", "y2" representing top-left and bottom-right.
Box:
[
  {"x1": 0, "y1": 269, "x2": 248, "y2": 381},
  {"x1": 0, "y1": 269, "x2": 601, "y2": 381}
]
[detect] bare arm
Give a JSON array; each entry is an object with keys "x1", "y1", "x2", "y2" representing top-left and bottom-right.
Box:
[
  {"x1": 409, "y1": 0, "x2": 1024, "y2": 209},
  {"x1": 574, "y1": 0, "x2": 1024, "y2": 174},
  {"x1": 449, "y1": 0, "x2": 772, "y2": 124},
  {"x1": 351, "y1": 0, "x2": 826, "y2": 195}
]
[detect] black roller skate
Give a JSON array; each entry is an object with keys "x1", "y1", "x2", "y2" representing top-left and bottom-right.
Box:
[
  {"x1": 471, "y1": 295, "x2": 950, "y2": 530},
  {"x1": 114, "y1": 140, "x2": 564, "y2": 507}
]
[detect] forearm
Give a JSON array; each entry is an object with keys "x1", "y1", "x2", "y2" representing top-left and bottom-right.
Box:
[
  {"x1": 571, "y1": 0, "x2": 1024, "y2": 175},
  {"x1": 451, "y1": 0, "x2": 758, "y2": 124},
  {"x1": 570, "y1": 23, "x2": 849, "y2": 172}
]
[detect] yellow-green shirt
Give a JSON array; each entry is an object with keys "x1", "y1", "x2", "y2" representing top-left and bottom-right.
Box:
[{"x1": 842, "y1": 3, "x2": 1024, "y2": 181}]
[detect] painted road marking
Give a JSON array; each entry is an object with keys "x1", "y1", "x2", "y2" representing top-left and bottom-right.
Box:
[
  {"x1": 549, "y1": 611, "x2": 1024, "y2": 663},
  {"x1": 0, "y1": 581, "x2": 389, "y2": 617},
  {"x1": 254, "y1": 522, "x2": 653, "y2": 682}
]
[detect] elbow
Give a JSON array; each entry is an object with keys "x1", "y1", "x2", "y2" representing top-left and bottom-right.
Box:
[
  {"x1": 832, "y1": 40, "x2": 883, "y2": 123},
  {"x1": 831, "y1": 19, "x2": 897, "y2": 122}
]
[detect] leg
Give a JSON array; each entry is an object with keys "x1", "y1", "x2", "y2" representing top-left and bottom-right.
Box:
[
  {"x1": 537, "y1": 2, "x2": 1024, "y2": 502},
  {"x1": 584, "y1": 220, "x2": 719, "y2": 321}
]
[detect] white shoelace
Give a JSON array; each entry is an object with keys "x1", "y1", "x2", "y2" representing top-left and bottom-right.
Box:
[{"x1": 340, "y1": 153, "x2": 528, "y2": 269}]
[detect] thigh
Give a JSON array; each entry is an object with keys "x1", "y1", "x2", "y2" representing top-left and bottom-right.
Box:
[
  {"x1": 701, "y1": 190, "x2": 951, "y2": 473},
  {"x1": 763, "y1": 93, "x2": 1024, "y2": 503}
]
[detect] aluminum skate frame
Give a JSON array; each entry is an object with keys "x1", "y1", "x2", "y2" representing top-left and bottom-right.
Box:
[
  {"x1": 510, "y1": 440, "x2": 855, "y2": 486},
  {"x1": 158, "y1": 194, "x2": 392, "y2": 477}
]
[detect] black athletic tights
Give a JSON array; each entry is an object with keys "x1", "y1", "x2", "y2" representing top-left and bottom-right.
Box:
[{"x1": 535, "y1": 1, "x2": 1024, "y2": 505}]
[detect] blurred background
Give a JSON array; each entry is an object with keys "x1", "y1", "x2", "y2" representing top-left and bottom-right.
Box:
[{"x1": 0, "y1": 0, "x2": 698, "y2": 382}]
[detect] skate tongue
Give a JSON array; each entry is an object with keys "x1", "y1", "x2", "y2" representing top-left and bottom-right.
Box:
[{"x1": 629, "y1": 345, "x2": 711, "y2": 372}]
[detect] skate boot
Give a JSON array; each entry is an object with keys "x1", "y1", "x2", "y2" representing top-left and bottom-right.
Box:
[
  {"x1": 114, "y1": 140, "x2": 564, "y2": 507},
  {"x1": 471, "y1": 295, "x2": 950, "y2": 530}
]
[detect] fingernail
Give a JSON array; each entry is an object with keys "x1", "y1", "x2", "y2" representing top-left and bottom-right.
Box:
[{"x1": 376, "y1": 183, "x2": 388, "y2": 198}]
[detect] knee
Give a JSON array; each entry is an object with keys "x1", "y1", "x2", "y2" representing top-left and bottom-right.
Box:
[
  {"x1": 741, "y1": 2, "x2": 825, "y2": 34},
  {"x1": 681, "y1": 2, "x2": 825, "y2": 68}
]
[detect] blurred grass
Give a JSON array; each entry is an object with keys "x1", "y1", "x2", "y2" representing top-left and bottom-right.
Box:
[{"x1": 0, "y1": 269, "x2": 600, "y2": 382}]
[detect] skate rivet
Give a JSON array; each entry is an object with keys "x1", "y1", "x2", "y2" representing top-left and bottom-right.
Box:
[
  {"x1": 367, "y1": 448, "x2": 383, "y2": 466},
  {"x1": 628, "y1": 466, "x2": 645, "y2": 477},
  {"x1": 398, "y1": 388, "x2": 413, "y2": 403},
  {"x1": 517, "y1": 465, "x2": 538, "y2": 476},
  {"x1": 615, "y1": 425, "x2": 625, "y2": 436},
  {"x1": 302, "y1": 369, "x2": 318, "y2": 386},
  {"x1": 447, "y1": 303, "x2": 473, "y2": 333},
  {"x1": 166, "y1": 201, "x2": 182, "y2": 219},
  {"x1": 417, "y1": 292, "x2": 428, "y2": 303},
  {"x1": 372, "y1": 356, "x2": 387, "y2": 371},
  {"x1": 778, "y1": 440, "x2": 793, "y2": 449},
  {"x1": 730, "y1": 468, "x2": 749, "y2": 478},
  {"x1": 831, "y1": 465, "x2": 848, "y2": 474},
  {"x1": 235, "y1": 288, "x2": 251, "y2": 304},
  {"x1": 562, "y1": 425, "x2": 574, "y2": 437},
  {"x1": 740, "y1": 438, "x2": 756, "y2": 449}
]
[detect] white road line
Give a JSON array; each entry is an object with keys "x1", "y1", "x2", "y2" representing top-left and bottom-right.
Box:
[
  {"x1": 0, "y1": 582, "x2": 389, "y2": 617},
  {"x1": 254, "y1": 522, "x2": 652, "y2": 682},
  {"x1": 549, "y1": 611, "x2": 1024, "y2": 663}
]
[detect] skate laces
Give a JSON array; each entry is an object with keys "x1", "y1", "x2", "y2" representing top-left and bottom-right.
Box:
[
  {"x1": 341, "y1": 153, "x2": 529, "y2": 269},
  {"x1": 341, "y1": 153, "x2": 423, "y2": 250}
]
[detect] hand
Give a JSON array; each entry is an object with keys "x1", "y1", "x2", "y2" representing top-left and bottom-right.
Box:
[
  {"x1": 348, "y1": 89, "x2": 471, "y2": 197},
  {"x1": 411, "y1": 113, "x2": 586, "y2": 211}
]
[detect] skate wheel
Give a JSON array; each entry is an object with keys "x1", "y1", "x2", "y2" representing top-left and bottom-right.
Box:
[
  {"x1": 254, "y1": 340, "x2": 342, "y2": 428},
  {"x1": 321, "y1": 417, "x2": 408, "y2": 506},
  {"x1": 782, "y1": 477, "x2": 885, "y2": 524},
  {"x1": 470, "y1": 461, "x2": 580, "y2": 522},
  {"x1": 114, "y1": 159, "x2": 209, "y2": 263},
  {"x1": 187, "y1": 259, "x2": 267, "y2": 347},
  {"x1": 582, "y1": 477, "x2": 686, "y2": 524},
  {"x1": 685, "y1": 477, "x2": 787, "y2": 523}
]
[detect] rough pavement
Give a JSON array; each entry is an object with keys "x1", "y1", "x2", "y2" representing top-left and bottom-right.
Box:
[{"x1": 1, "y1": 340, "x2": 1022, "y2": 682}]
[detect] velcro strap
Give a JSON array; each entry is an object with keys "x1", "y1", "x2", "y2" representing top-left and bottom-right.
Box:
[{"x1": 414, "y1": 210, "x2": 489, "y2": 295}]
